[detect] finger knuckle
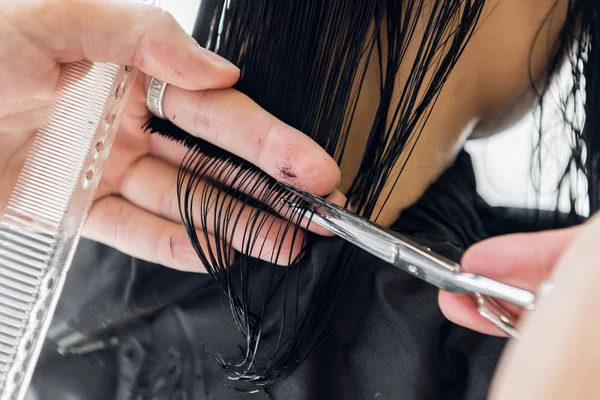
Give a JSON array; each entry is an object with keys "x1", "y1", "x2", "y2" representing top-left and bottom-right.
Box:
[
  {"x1": 156, "y1": 230, "x2": 176, "y2": 266},
  {"x1": 132, "y1": 26, "x2": 150, "y2": 68},
  {"x1": 35, "y1": 0, "x2": 68, "y2": 15},
  {"x1": 32, "y1": 0, "x2": 71, "y2": 43},
  {"x1": 155, "y1": 8, "x2": 178, "y2": 26},
  {"x1": 258, "y1": 120, "x2": 280, "y2": 162},
  {"x1": 144, "y1": 6, "x2": 179, "y2": 34},
  {"x1": 193, "y1": 91, "x2": 214, "y2": 140},
  {"x1": 112, "y1": 201, "x2": 132, "y2": 246},
  {"x1": 132, "y1": 7, "x2": 178, "y2": 68},
  {"x1": 159, "y1": 182, "x2": 180, "y2": 220}
]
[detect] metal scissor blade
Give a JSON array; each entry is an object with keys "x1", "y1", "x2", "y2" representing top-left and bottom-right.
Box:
[
  {"x1": 282, "y1": 184, "x2": 402, "y2": 264},
  {"x1": 281, "y1": 183, "x2": 458, "y2": 278},
  {"x1": 282, "y1": 184, "x2": 537, "y2": 310},
  {"x1": 281, "y1": 184, "x2": 547, "y2": 338}
]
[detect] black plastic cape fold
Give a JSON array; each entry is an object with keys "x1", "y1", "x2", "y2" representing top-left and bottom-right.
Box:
[{"x1": 26, "y1": 151, "x2": 582, "y2": 400}]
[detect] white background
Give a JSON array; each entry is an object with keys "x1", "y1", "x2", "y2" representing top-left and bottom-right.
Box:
[
  {"x1": 161, "y1": 0, "x2": 201, "y2": 34},
  {"x1": 161, "y1": 0, "x2": 576, "y2": 213}
]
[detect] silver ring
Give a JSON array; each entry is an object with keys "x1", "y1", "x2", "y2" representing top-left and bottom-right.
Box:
[{"x1": 146, "y1": 77, "x2": 168, "y2": 119}]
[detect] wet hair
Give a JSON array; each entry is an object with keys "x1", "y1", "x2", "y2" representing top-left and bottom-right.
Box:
[
  {"x1": 144, "y1": 0, "x2": 600, "y2": 388},
  {"x1": 533, "y1": 0, "x2": 599, "y2": 217}
]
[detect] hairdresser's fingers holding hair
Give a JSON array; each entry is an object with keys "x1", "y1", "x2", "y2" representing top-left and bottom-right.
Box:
[
  {"x1": 154, "y1": 86, "x2": 341, "y2": 197},
  {"x1": 0, "y1": 0, "x2": 242, "y2": 271},
  {"x1": 116, "y1": 157, "x2": 306, "y2": 265},
  {"x1": 84, "y1": 195, "x2": 229, "y2": 272},
  {"x1": 1, "y1": 0, "x2": 338, "y2": 272}
]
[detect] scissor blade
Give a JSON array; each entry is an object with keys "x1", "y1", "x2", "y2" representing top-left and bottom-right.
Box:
[
  {"x1": 284, "y1": 196, "x2": 468, "y2": 290},
  {"x1": 303, "y1": 207, "x2": 400, "y2": 264},
  {"x1": 281, "y1": 184, "x2": 401, "y2": 264},
  {"x1": 281, "y1": 184, "x2": 538, "y2": 309},
  {"x1": 281, "y1": 185, "x2": 460, "y2": 284},
  {"x1": 281, "y1": 184, "x2": 464, "y2": 280}
]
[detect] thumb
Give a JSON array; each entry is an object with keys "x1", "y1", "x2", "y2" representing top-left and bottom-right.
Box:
[{"x1": 4, "y1": 0, "x2": 239, "y2": 91}]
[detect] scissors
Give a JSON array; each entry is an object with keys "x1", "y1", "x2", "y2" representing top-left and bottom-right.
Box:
[{"x1": 281, "y1": 184, "x2": 554, "y2": 339}]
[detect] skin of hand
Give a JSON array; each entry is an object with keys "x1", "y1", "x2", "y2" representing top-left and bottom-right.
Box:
[
  {"x1": 487, "y1": 213, "x2": 600, "y2": 399},
  {"x1": 438, "y1": 225, "x2": 582, "y2": 336},
  {"x1": 0, "y1": 0, "x2": 342, "y2": 272},
  {"x1": 440, "y1": 215, "x2": 600, "y2": 397}
]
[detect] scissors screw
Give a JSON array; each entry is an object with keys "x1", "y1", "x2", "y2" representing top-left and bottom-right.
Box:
[{"x1": 408, "y1": 265, "x2": 419, "y2": 275}]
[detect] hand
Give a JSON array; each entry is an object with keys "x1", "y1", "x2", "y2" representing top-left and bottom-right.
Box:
[
  {"x1": 439, "y1": 225, "x2": 581, "y2": 336},
  {"x1": 0, "y1": 0, "x2": 342, "y2": 272},
  {"x1": 487, "y1": 214, "x2": 600, "y2": 399},
  {"x1": 438, "y1": 214, "x2": 600, "y2": 398}
]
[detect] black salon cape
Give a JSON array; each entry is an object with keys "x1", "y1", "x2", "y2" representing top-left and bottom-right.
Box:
[{"x1": 26, "y1": 152, "x2": 581, "y2": 400}]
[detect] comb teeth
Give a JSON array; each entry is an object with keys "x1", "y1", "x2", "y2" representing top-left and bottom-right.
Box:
[{"x1": 0, "y1": 60, "x2": 132, "y2": 400}]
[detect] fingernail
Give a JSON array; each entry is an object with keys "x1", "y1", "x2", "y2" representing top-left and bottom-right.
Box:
[
  {"x1": 197, "y1": 45, "x2": 239, "y2": 70},
  {"x1": 537, "y1": 280, "x2": 555, "y2": 298}
]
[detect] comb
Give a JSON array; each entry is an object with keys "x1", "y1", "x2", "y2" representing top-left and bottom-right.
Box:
[
  {"x1": 0, "y1": 60, "x2": 138, "y2": 400},
  {"x1": 0, "y1": 1, "x2": 158, "y2": 395}
]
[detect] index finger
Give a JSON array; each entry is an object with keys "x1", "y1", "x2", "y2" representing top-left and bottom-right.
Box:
[{"x1": 158, "y1": 86, "x2": 341, "y2": 196}]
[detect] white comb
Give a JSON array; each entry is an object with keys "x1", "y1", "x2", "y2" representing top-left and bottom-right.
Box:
[
  {"x1": 0, "y1": 0, "x2": 170, "y2": 392},
  {"x1": 0, "y1": 1, "x2": 202, "y2": 397},
  {"x1": 0, "y1": 59, "x2": 138, "y2": 400}
]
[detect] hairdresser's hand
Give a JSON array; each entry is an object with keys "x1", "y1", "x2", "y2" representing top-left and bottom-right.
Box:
[
  {"x1": 438, "y1": 214, "x2": 600, "y2": 399},
  {"x1": 440, "y1": 214, "x2": 600, "y2": 398},
  {"x1": 488, "y1": 213, "x2": 600, "y2": 399},
  {"x1": 438, "y1": 226, "x2": 583, "y2": 336},
  {"x1": 0, "y1": 0, "x2": 341, "y2": 272}
]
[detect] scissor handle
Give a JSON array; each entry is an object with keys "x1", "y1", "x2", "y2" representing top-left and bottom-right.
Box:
[
  {"x1": 451, "y1": 273, "x2": 536, "y2": 310},
  {"x1": 475, "y1": 280, "x2": 555, "y2": 339}
]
